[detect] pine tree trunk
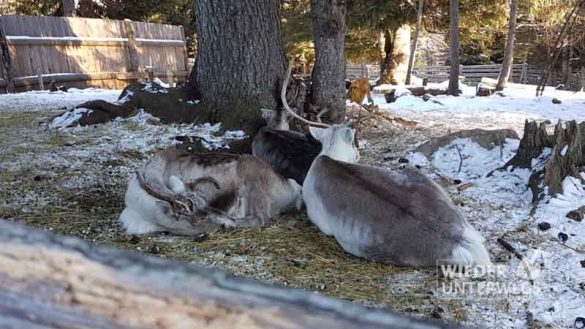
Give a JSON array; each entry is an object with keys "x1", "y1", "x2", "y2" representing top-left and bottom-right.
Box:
[
  {"x1": 448, "y1": 0, "x2": 460, "y2": 96},
  {"x1": 191, "y1": 0, "x2": 287, "y2": 131},
  {"x1": 405, "y1": 0, "x2": 424, "y2": 85},
  {"x1": 62, "y1": 0, "x2": 78, "y2": 16},
  {"x1": 309, "y1": 0, "x2": 347, "y2": 123},
  {"x1": 378, "y1": 25, "x2": 411, "y2": 85},
  {"x1": 495, "y1": 0, "x2": 518, "y2": 91}
]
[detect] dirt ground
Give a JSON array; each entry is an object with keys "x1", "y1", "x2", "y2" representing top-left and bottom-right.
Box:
[{"x1": 1, "y1": 88, "x2": 574, "y2": 328}]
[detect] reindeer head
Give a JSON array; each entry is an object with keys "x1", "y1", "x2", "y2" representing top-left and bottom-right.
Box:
[
  {"x1": 261, "y1": 108, "x2": 289, "y2": 131},
  {"x1": 280, "y1": 58, "x2": 361, "y2": 163},
  {"x1": 309, "y1": 126, "x2": 360, "y2": 163}
]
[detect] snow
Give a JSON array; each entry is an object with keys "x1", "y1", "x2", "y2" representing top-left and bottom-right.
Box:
[
  {"x1": 0, "y1": 88, "x2": 120, "y2": 113},
  {"x1": 49, "y1": 107, "x2": 93, "y2": 129},
  {"x1": 376, "y1": 82, "x2": 585, "y2": 132},
  {"x1": 407, "y1": 134, "x2": 585, "y2": 328}
]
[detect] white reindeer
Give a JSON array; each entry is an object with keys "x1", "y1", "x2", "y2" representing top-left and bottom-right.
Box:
[
  {"x1": 278, "y1": 60, "x2": 491, "y2": 267},
  {"x1": 119, "y1": 149, "x2": 302, "y2": 236}
]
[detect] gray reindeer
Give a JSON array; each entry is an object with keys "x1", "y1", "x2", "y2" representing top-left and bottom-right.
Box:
[
  {"x1": 277, "y1": 59, "x2": 490, "y2": 266},
  {"x1": 119, "y1": 149, "x2": 302, "y2": 236}
]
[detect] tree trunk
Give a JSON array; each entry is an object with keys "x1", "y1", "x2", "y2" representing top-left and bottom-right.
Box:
[
  {"x1": 192, "y1": 0, "x2": 287, "y2": 132},
  {"x1": 405, "y1": 0, "x2": 424, "y2": 85},
  {"x1": 448, "y1": 0, "x2": 460, "y2": 96},
  {"x1": 503, "y1": 120, "x2": 585, "y2": 203},
  {"x1": 495, "y1": 0, "x2": 518, "y2": 91},
  {"x1": 62, "y1": 0, "x2": 78, "y2": 16},
  {"x1": 309, "y1": 0, "x2": 347, "y2": 123},
  {"x1": 378, "y1": 25, "x2": 411, "y2": 85}
]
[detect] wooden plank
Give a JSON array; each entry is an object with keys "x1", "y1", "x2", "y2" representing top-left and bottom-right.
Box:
[{"x1": 0, "y1": 221, "x2": 463, "y2": 329}]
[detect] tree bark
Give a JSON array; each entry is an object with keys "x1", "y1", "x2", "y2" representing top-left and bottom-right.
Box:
[
  {"x1": 378, "y1": 25, "x2": 411, "y2": 85},
  {"x1": 309, "y1": 0, "x2": 347, "y2": 123},
  {"x1": 0, "y1": 220, "x2": 463, "y2": 329},
  {"x1": 448, "y1": 0, "x2": 460, "y2": 96},
  {"x1": 191, "y1": 0, "x2": 287, "y2": 131},
  {"x1": 503, "y1": 120, "x2": 585, "y2": 202},
  {"x1": 495, "y1": 0, "x2": 518, "y2": 91},
  {"x1": 405, "y1": 0, "x2": 424, "y2": 85},
  {"x1": 62, "y1": 0, "x2": 78, "y2": 16}
]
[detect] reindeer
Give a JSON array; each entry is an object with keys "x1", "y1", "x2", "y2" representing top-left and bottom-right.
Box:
[
  {"x1": 279, "y1": 61, "x2": 490, "y2": 267},
  {"x1": 252, "y1": 107, "x2": 321, "y2": 184},
  {"x1": 119, "y1": 149, "x2": 303, "y2": 236},
  {"x1": 251, "y1": 65, "x2": 327, "y2": 185}
]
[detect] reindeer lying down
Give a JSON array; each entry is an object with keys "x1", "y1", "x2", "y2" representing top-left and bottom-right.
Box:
[
  {"x1": 300, "y1": 125, "x2": 491, "y2": 267},
  {"x1": 119, "y1": 149, "x2": 303, "y2": 236}
]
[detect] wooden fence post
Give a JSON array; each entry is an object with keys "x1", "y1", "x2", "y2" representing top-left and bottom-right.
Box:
[
  {"x1": 581, "y1": 67, "x2": 585, "y2": 91},
  {"x1": 0, "y1": 24, "x2": 15, "y2": 93},
  {"x1": 180, "y1": 25, "x2": 189, "y2": 78},
  {"x1": 37, "y1": 69, "x2": 44, "y2": 90},
  {"x1": 123, "y1": 19, "x2": 140, "y2": 80}
]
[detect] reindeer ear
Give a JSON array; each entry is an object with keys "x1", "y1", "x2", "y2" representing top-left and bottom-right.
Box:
[
  {"x1": 309, "y1": 127, "x2": 326, "y2": 141},
  {"x1": 342, "y1": 128, "x2": 354, "y2": 144}
]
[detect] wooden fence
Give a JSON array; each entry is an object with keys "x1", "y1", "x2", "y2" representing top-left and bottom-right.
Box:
[
  {"x1": 345, "y1": 63, "x2": 561, "y2": 87},
  {"x1": 0, "y1": 15, "x2": 188, "y2": 93}
]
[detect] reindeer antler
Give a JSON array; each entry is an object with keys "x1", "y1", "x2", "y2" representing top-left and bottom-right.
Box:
[
  {"x1": 136, "y1": 170, "x2": 234, "y2": 221},
  {"x1": 281, "y1": 58, "x2": 330, "y2": 128}
]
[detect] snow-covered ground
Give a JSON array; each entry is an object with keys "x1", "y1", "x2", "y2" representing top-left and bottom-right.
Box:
[
  {"x1": 1, "y1": 86, "x2": 584, "y2": 328},
  {"x1": 375, "y1": 82, "x2": 585, "y2": 133}
]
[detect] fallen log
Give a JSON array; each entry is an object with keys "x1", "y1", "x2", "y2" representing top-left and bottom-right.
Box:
[{"x1": 0, "y1": 220, "x2": 464, "y2": 329}]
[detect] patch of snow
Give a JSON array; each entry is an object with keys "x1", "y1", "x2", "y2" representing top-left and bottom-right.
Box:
[
  {"x1": 560, "y1": 145, "x2": 569, "y2": 156},
  {"x1": 49, "y1": 107, "x2": 93, "y2": 130},
  {"x1": 376, "y1": 83, "x2": 585, "y2": 133},
  {"x1": 410, "y1": 135, "x2": 585, "y2": 328},
  {"x1": 0, "y1": 88, "x2": 120, "y2": 113},
  {"x1": 142, "y1": 82, "x2": 168, "y2": 93}
]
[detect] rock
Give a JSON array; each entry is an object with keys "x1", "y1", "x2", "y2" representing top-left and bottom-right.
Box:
[
  {"x1": 538, "y1": 222, "x2": 551, "y2": 231},
  {"x1": 422, "y1": 93, "x2": 433, "y2": 102},
  {"x1": 453, "y1": 179, "x2": 462, "y2": 185},
  {"x1": 476, "y1": 84, "x2": 495, "y2": 97},
  {"x1": 384, "y1": 90, "x2": 397, "y2": 103},
  {"x1": 552, "y1": 98, "x2": 562, "y2": 104},
  {"x1": 398, "y1": 158, "x2": 409, "y2": 164},
  {"x1": 575, "y1": 317, "x2": 585, "y2": 329},
  {"x1": 580, "y1": 260, "x2": 585, "y2": 268},
  {"x1": 558, "y1": 232, "x2": 569, "y2": 243},
  {"x1": 567, "y1": 206, "x2": 585, "y2": 222},
  {"x1": 416, "y1": 129, "x2": 519, "y2": 160}
]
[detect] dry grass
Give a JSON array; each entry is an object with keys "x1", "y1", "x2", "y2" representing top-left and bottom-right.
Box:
[{"x1": 0, "y1": 109, "x2": 469, "y2": 323}]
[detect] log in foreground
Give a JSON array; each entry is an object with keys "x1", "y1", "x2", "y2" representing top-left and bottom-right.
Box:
[{"x1": 0, "y1": 221, "x2": 464, "y2": 329}]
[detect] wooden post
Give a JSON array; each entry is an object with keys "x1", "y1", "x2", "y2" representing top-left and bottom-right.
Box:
[
  {"x1": 581, "y1": 66, "x2": 585, "y2": 91},
  {"x1": 0, "y1": 24, "x2": 15, "y2": 93},
  {"x1": 521, "y1": 61, "x2": 528, "y2": 84},
  {"x1": 37, "y1": 69, "x2": 44, "y2": 90},
  {"x1": 0, "y1": 221, "x2": 464, "y2": 329},
  {"x1": 123, "y1": 19, "x2": 140, "y2": 79},
  {"x1": 180, "y1": 25, "x2": 189, "y2": 77}
]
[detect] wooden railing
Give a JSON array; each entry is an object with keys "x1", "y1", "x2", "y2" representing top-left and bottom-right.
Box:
[{"x1": 0, "y1": 15, "x2": 188, "y2": 92}]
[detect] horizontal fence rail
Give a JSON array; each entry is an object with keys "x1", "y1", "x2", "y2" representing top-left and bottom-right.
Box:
[
  {"x1": 0, "y1": 15, "x2": 188, "y2": 92},
  {"x1": 345, "y1": 63, "x2": 582, "y2": 88}
]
